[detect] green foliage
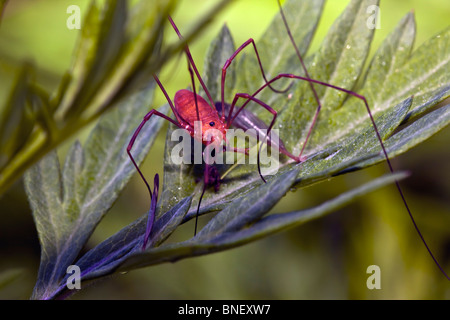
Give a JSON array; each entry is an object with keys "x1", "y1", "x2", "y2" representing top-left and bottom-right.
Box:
[
  {"x1": 24, "y1": 83, "x2": 165, "y2": 299},
  {"x1": 0, "y1": 0, "x2": 231, "y2": 196},
  {"x1": 16, "y1": 0, "x2": 450, "y2": 299}
]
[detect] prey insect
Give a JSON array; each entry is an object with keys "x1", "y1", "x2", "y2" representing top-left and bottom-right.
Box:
[{"x1": 127, "y1": 0, "x2": 449, "y2": 281}]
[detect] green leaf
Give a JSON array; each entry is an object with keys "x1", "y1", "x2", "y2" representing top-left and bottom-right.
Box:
[
  {"x1": 200, "y1": 24, "x2": 236, "y2": 102},
  {"x1": 0, "y1": 0, "x2": 231, "y2": 198},
  {"x1": 239, "y1": 0, "x2": 325, "y2": 118},
  {"x1": 159, "y1": 0, "x2": 449, "y2": 225},
  {"x1": 306, "y1": 12, "x2": 416, "y2": 154},
  {"x1": 0, "y1": 65, "x2": 35, "y2": 170},
  {"x1": 69, "y1": 196, "x2": 192, "y2": 283},
  {"x1": 160, "y1": 0, "x2": 324, "y2": 216},
  {"x1": 24, "y1": 150, "x2": 63, "y2": 299},
  {"x1": 356, "y1": 102, "x2": 450, "y2": 169},
  {"x1": 330, "y1": 16, "x2": 449, "y2": 147},
  {"x1": 116, "y1": 172, "x2": 408, "y2": 273},
  {"x1": 23, "y1": 0, "x2": 449, "y2": 298},
  {"x1": 195, "y1": 166, "x2": 301, "y2": 239},
  {"x1": 258, "y1": 0, "x2": 325, "y2": 79},
  {"x1": 278, "y1": 0, "x2": 379, "y2": 152},
  {"x1": 211, "y1": 172, "x2": 410, "y2": 246},
  {"x1": 55, "y1": 0, "x2": 105, "y2": 119},
  {"x1": 24, "y1": 83, "x2": 165, "y2": 299},
  {"x1": 379, "y1": 26, "x2": 450, "y2": 120},
  {"x1": 81, "y1": 0, "x2": 171, "y2": 119},
  {"x1": 312, "y1": 0, "x2": 378, "y2": 111},
  {"x1": 159, "y1": 122, "x2": 198, "y2": 214},
  {"x1": 362, "y1": 12, "x2": 416, "y2": 100},
  {"x1": 296, "y1": 96, "x2": 413, "y2": 181}
]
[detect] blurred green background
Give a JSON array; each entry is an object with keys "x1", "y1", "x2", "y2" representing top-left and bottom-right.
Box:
[{"x1": 0, "y1": 0, "x2": 449, "y2": 299}]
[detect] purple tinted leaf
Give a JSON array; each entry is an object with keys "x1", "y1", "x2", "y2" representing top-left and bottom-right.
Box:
[
  {"x1": 143, "y1": 174, "x2": 159, "y2": 250},
  {"x1": 209, "y1": 172, "x2": 409, "y2": 246},
  {"x1": 116, "y1": 172, "x2": 408, "y2": 273},
  {"x1": 24, "y1": 82, "x2": 164, "y2": 299},
  {"x1": 50, "y1": 196, "x2": 191, "y2": 299},
  {"x1": 194, "y1": 166, "x2": 301, "y2": 239}
]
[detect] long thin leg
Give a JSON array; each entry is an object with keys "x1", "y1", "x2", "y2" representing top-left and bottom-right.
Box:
[
  {"x1": 168, "y1": 16, "x2": 290, "y2": 121},
  {"x1": 237, "y1": 73, "x2": 389, "y2": 162},
  {"x1": 276, "y1": 0, "x2": 321, "y2": 160},
  {"x1": 227, "y1": 90, "x2": 299, "y2": 162},
  {"x1": 168, "y1": 16, "x2": 216, "y2": 111},
  {"x1": 185, "y1": 57, "x2": 201, "y2": 123},
  {"x1": 222, "y1": 1, "x2": 321, "y2": 163},
  {"x1": 142, "y1": 174, "x2": 159, "y2": 250},
  {"x1": 275, "y1": 0, "x2": 448, "y2": 281},
  {"x1": 240, "y1": 72, "x2": 450, "y2": 281},
  {"x1": 153, "y1": 74, "x2": 179, "y2": 120},
  {"x1": 194, "y1": 143, "x2": 221, "y2": 236},
  {"x1": 127, "y1": 109, "x2": 182, "y2": 199},
  {"x1": 220, "y1": 38, "x2": 292, "y2": 119},
  {"x1": 227, "y1": 93, "x2": 280, "y2": 183},
  {"x1": 195, "y1": 183, "x2": 207, "y2": 236}
]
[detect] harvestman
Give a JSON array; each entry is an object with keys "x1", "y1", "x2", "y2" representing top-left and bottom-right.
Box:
[{"x1": 127, "y1": 1, "x2": 449, "y2": 280}]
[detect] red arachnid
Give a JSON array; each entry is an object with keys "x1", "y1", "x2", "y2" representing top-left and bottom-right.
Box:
[
  {"x1": 127, "y1": 15, "x2": 304, "y2": 235},
  {"x1": 127, "y1": 0, "x2": 449, "y2": 281}
]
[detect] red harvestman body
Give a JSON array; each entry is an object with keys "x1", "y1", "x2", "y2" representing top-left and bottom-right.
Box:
[
  {"x1": 127, "y1": 1, "x2": 449, "y2": 280},
  {"x1": 128, "y1": 15, "x2": 295, "y2": 236}
]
